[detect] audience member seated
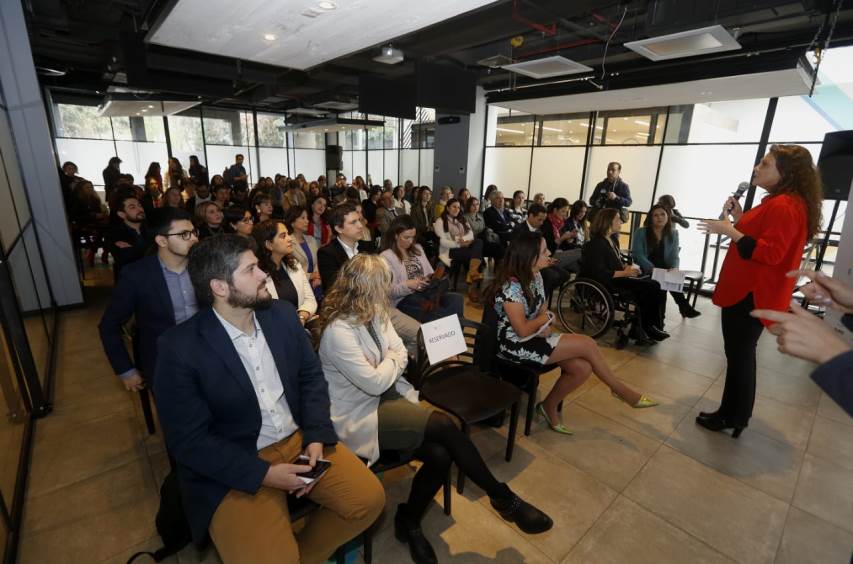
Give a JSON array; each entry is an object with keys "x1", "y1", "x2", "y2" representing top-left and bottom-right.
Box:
[
  {"x1": 282, "y1": 178, "x2": 306, "y2": 210},
  {"x1": 434, "y1": 198, "x2": 484, "y2": 303},
  {"x1": 532, "y1": 192, "x2": 546, "y2": 207},
  {"x1": 196, "y1": 201, "x2": 225, "y2": 239},
  {"x1": 483, "y1": 190, "x2": 514, "y2": 245},
  {"x1": 59, "y1": 160, "x2": 80, "y2": 208},
  {"x1": 318, "y1": 202, "x2": 420, "y2": 355},
  {"x1": 481, "y1": 184, "x2": 498, "y2": 211},
  {"x1": 163, "y1": 187, "x2": 183, "y2": 209},
  {"x1": 657, "y1": 194, "x2": 689, "y2": 228},
  {"x1": 362, "y1": 187, "x2": 381, "y2": 228},
  {"x1": 380, "y1": 216, "x2": 464, "y2": 323},
  {"x1": 212, "y1": 184, "x2": 231, "y2": 210},
  {"x1": 68, "y1": 179, "x2": 109, "y2": 265},
  {"x1": 354, "y1": 202, "x2": 376, "y2": 249},
  {"x1": 433, "y1": 186, "x2": 452, "y2": 218},
  {"x1": 253, "y1": 220, "x2": 318, "y2": 328},
  {"x1": 456, "y1": 188, "x2": 472, "y2": 206},
  {"x1": 506, "y1": 190, "x2": 527, "y2": 228},
  {"x1": 184, "y1": 180, "x2": 211, "y2": 213},
  {"x1": 392, "y1": 185, "x2": 411, "y2": 216},
  {"x1": 319, "y1": 255, "x2": 553, "y2": 563},
  {"x1": 542, "y1": 198, "x2": 582, "y2": 274},
  {"x1": 99, "y1": 208, "x2": 198, "y2": 393},
  {"x1": 306, "y1": 195, "x2": 332, "y2": 246},
  {"x1": 581, "y1": 208, "x2": 668, "y2": 344},
  {"x1": 631, "y1": 204, "x2": 700, "y2": 319},
  {"x1": 411, "y1": 186, "x2": 438, "y2": 251},
  {"x1": 253, "y1": 193, "x2": 274, "y2": 223},
  {"x1": 188, "y1": 155, "x2": 209, "y2": 187},
  {"x1": 485, "y1": 231, "x2": 658, "y2": 435},
  {"x1": 223, "y1": 206, "x2": 254, "y2": 237},
  {"x1": 284, "y1": 205, "x2": 323, "y2": 301},
  {"x1": 464, "y1": 196, "x2": 503, "y2": 262},
  {"x1": 167, "y1": 157, "x2": 187, "y2": 190},
  {"x1": 513, "y1": 204, "x2": 570, "y2": 298},
  {"x1": 563, "y1": 199, "x2": 589, "y2": 248},
  {"x1": 153, "y1": 235, "x2": 385, "y2": 564},
  {"x1": 376, "y1": 190, "x2": 400, "y2": 235},
  {"x1": 108, "y1": 190, "x2": 148, "y2": 280}
]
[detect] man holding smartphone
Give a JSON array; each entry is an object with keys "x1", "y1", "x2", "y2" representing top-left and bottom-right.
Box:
[{"x1": 154, "y1": 234, "x2": 385, "y2": 564}]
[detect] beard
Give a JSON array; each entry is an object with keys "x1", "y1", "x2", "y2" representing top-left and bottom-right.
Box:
[{"x1": 227, "y1": 282, "x2": 273, "y2": 310}]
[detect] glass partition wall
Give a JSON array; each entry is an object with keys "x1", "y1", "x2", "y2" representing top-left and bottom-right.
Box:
[{"x1": 0, "y1": 91, "x2": 55, "y2": 563}]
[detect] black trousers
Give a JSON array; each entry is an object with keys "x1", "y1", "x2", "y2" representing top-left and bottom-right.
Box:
[
  {"x1": 448, "y1": 238, "x2": 484, "y2": 263},
  {"x1": 612, "y1": 277, "x2": 666, "y2": 331},
  {"x1": 719, "y1": 294, "x2": 764, "y2": 427}
]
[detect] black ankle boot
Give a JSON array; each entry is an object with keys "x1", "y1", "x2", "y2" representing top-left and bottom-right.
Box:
[
  {"x1": 489, "y1": 485, "x2": 553, "y2": 534},
  {"x1": 694, "y1": 414, "x2": 745, "y2": 438},
  {"x1": 645, "y1": 325, "x2": 670, "y2": 341},
  {"x1": 679, "y1": 304, "x2": 702, "y2": 318},
  {"x1": 628, "y1": 325, "x2": 655, "y2": 346},
  {"x1": 394, "y1": 504, "x2": 437, "y2": 564}
]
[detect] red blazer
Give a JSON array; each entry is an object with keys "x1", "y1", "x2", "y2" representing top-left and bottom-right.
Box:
[{"x1": 713, "y1": 193, "x2": 808, "y2": 326}]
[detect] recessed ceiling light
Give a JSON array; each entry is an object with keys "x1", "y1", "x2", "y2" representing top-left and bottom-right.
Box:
[
  {"x1": 317, "y1": 0, "x2": 337, "y2": 10},
  {"x1": 263, "y1": 33, "x2": 277, "y2": 41},
  {"x1": 141, "y1": 108, "x2": 148, "y2": 112}
]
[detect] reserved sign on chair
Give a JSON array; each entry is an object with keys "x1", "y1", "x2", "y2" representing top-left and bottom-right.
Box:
[{"x1": 421, "y1": 315, "x2": 467, "y2": 365}]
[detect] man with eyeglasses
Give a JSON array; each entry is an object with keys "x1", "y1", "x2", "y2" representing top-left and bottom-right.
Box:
[{"x1": 99, "y1": 207, "x2": 199, "y2": 393}]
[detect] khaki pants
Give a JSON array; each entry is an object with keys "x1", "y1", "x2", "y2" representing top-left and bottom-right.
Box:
[{"x1": 209, "y1": 432, "x2": 385, "y2": 564}]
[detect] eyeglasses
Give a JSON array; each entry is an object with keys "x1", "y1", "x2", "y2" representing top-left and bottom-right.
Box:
[{"x1": 165, "y1": 229, "x2": 199, "y2": 241}]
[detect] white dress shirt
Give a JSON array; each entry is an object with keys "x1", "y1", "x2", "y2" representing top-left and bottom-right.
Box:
[
  {"x1": 213, "y1": 309, "x2": 298, "y2": 450},
  {"x1": 338, "y1": 237, "x2": 359, "y2": 260}
]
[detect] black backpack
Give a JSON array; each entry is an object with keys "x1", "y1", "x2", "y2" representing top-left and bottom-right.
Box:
[{"x1": 126, "y1": 469, "x2": 192, "y2": 563}]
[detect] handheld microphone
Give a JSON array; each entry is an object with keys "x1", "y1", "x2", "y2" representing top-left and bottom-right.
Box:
[{"x1": 718, "y1": 182, "x2": 750, "y2": 220}]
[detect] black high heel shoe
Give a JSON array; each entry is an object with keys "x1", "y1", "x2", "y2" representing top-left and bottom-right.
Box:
[
  {"x1": 395, "y1": 504, "x2": 437, "y2": 564},
  {"x1": 694, "y1": 414, "x2": 745, "y2": 438}
]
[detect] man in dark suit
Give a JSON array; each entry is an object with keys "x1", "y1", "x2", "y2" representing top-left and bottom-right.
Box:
[
  {"x1": 153, "y1": 234, "x2": 384, "y2": 564},
  {"x1": 511, "y1": 204, "x2": 571, "y2": 298},
  {"x1": 483, "y1": 190, "x2": 514, "y2": 245},
  {"x1": 99, "y1": 207, "x2": 199, "y2": 391},
  {"x1": 107, "y1": 190, "x2": 149, "y2": 282},
  {"x1": 318, "y1": 202, "x2": 419, "y2": 354}
]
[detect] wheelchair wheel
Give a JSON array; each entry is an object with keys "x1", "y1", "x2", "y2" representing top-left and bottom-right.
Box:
[{"x1": 556, "y1": 278, "x2": 614, "y2": 339}]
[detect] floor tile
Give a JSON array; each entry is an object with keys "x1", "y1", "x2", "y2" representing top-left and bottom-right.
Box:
[
  {"x1": 624, "y1": 446, "x2": 789, "y2": 564},
  {"x1": 774, "y1": 507, "x2": 853, "y2": 564},
  {"x1": 816, "y1": 392, "x2": 853, "y2": 428},
  {"x1": 792, "y1": 453, "x2": 853, "y2": 533},
  {"x1": 577, "y1": 383, "x2": 691, "y2": 442},
  {"x1": 482, "y1": 438, "x2": 618, "y2": 562},
  {"x1": 614, "y1": 355, "x2": 715, "y2": 407},
  {"x1": 100, "y1": 536, "x2": 179, "y2": 564},
  {"x1": 666, "y1": 406, "x2": 804, "y2": 502},
  {"x1": 563, "y1": 496, "x2": 735, "y2": 564},
  {"x1": 637, "y1": 341, "x2": 727, "y2": 379},
  {"x1": 807, "y1": 415, "x2": 853, "y2": 471},
  {"x1": 526, "y1": 403, "x2": 661, "y2": 491}
]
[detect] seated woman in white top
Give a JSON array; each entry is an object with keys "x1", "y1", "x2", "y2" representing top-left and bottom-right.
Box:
[
  {"x1": 379, "y1": 215, "x2": 464, "y2": 323},
  {"x1": 433, "y1": 198, "x2": 484, "y2": 303},
  {"x1": 252, "y1": 220, "x2": 317, "y2": 327},
  {"x1": 392, "y1": 185, "x2": 411, "y2": 216},
  {"x1": 318, "y1": 255, "x2": 552, "y2": 563}
]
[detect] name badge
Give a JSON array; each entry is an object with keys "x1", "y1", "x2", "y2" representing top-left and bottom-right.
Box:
[{"x1": 420, "y1": 314, "x2": 467, "y2": 365}]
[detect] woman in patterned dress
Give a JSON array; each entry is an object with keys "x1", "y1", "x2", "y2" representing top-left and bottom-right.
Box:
[{"x1": 485, "y1": 231, "x2": 657, "y2": 435}]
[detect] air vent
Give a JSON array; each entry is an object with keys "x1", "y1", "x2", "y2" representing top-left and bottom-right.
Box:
[
  {"x1": 287, "y1": 107, "x2": 329, "y2": 117},
  {"x1": 312, "y1": 100, "x2": 359, "y2": 111},
  {"x1": 624, "y1": 25, "x2": 741, "y2": 62},
  {"x1": 477, "y1": 54, "x2": 513, "y2": 68},
  {"x1": 501, "y1": 56, "x2": 593, "y2": 79}
]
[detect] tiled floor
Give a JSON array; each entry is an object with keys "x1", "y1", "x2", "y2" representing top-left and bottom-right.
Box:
[{"x1": 16, "y1": 266, "x2": 853, "y2": 563}]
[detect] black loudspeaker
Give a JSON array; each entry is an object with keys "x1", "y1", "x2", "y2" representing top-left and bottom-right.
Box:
[
  {"x1": 325, "y1": 145, "x2": 343, "y2": 171},
  {"x1": 817, "y1": 130, "x2": 853, "y2": 201}
]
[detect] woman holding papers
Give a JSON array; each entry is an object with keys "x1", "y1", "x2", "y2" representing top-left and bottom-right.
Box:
[
  {"x1": 319, "y1": 255, "x2": 552, "y2": 564},
  {"x1": 697, "y1": 145, "x2": 824, "y2": 439},
  {"x1": 485, "y1": 231, "x2": 657, "y2": 436},
  {"x1": 581, "y1": 208, "x2": 669, "y2": 344},
  {"x1": 631, "y1": 204, "x2": 701, "y2": 319}
]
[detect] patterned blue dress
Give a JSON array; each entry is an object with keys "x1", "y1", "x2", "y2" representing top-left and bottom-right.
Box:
[{"x1": 494, "y1": 273, "x2": 562, "y2": 365}]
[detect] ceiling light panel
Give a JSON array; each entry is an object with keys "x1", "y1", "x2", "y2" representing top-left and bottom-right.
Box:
[
  {"x1": 624, "y1": 25, "x2": 741, "y2": 62},
  {"x1": 147, "y1": 0, "x2": 496, "y2": 71},
  {"x1": 501, "y1": 56, "x2": 593, "y2": 79}
]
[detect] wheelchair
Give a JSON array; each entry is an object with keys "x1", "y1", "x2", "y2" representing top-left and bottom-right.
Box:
[{"x1": 554, "y1": 276, "x2": 641, "y2": 349}]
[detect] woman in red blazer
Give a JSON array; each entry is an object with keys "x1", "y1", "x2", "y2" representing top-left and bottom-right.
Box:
[{"x1": 697, "y1": 145, "x2": 823, "y2": 437}]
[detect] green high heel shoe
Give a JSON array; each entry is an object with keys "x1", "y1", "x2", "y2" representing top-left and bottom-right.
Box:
[
  {"x1": 612, "y1": 391, "x2": 659, "y2": 409},
  {"x1": 536, "y1": 403, "x2": 573, "y2": 435}
]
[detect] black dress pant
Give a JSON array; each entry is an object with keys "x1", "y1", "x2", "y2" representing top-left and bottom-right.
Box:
[
  {"x1": 612, "y1": 277, "x2": 666, "y2": 331},
  {"x1": 719, "y1": 294, "x2": 764, "y2": 427}
]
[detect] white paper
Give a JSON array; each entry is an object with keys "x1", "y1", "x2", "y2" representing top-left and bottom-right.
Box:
[
  {"x1": 420, "y1": 314, "x2": 468, "y2": 365},
  {"x1": 516, "y1": 311, "x2": 555, "y2": 343},
  {"x1": 652, "y1": 268, "x2": 685, "y2": 293}
]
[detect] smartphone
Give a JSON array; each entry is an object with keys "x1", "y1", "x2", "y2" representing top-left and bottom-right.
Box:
[{"x1": 294, "y1": 455, "x2": 332, "y2": 484}]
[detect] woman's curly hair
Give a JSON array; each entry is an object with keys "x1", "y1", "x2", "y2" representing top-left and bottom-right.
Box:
[{"x1": 319, "y1": 254, "x2": 392, "y2": 329}]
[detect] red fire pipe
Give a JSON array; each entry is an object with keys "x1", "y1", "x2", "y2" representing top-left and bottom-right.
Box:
[
  {"x1": 512, "y1": 0, "x2": 557, "y2": 36},
  {"x1": 517, "y1": 37, "x2": 600, "y2": 59}
]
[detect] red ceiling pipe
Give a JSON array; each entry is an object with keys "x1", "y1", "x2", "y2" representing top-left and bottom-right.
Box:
[
  {"x1": 517, "y1": 37, "x2": 600, "y2": 59},
  {"x1": 512, "y1": 0, "x2": 557, "y2": 36}
]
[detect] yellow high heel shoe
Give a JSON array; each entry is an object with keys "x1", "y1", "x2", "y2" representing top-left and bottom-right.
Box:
[{"x1": 612, "y1": 391, "x2": 658, "y2": 409}]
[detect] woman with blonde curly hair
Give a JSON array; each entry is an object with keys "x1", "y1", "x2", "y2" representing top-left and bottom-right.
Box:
[
  {"x1": 698, "y1": 144, "x2": 824, "y2": 438},
  {"x1": 319, "y1": 255, "x2": 552, "y2": 563}
]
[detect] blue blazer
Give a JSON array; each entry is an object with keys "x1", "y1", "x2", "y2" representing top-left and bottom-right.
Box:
[
  {"x1": 152, "y1": 300, "x2": 337, "y2": 541},
  {"x1": 99, "y1": 254, "x2": 175, "y2": 379},
  {"x1": 630, "y1": 227, "x2": 680, "y2": 274}
]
